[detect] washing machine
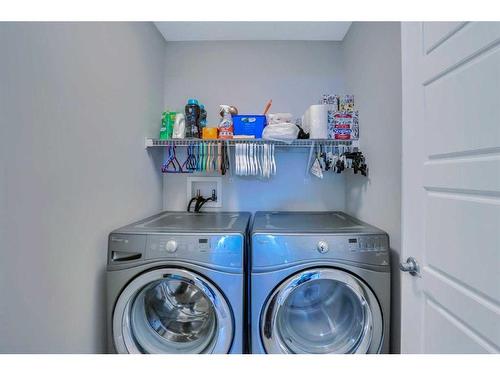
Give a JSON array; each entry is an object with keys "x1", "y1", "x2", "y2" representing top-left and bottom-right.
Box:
[
  {"x1": 249, "y1": 211, "x2": 391, "y2": 354},
  {"x1": 106, "y1": 211, "x2": 250, "y2": 354}
]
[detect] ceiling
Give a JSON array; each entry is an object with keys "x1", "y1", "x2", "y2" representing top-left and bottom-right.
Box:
[{"x1": 154, "y1": 22, "x2": 352, "y2": 42}]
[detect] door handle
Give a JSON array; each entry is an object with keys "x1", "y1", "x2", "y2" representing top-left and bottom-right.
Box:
[
  {"x1": 111, "y1": 251, "x2": 142, "y2": 262},
  {"x1": 400, "y1": 257, "x2": 420, "y2": 276}
]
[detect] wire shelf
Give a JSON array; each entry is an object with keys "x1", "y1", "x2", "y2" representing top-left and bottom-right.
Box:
[{"x1": 145, "y1": 138, "x2": 359, "y2": 149}]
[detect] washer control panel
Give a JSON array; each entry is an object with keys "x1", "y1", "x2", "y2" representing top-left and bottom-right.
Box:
[
  {"x1": 145, "y1": 234, "x2": 244, "y2": 269},
  {"x1": 149, "y1": 237, "x2": 215, "y2": 253}
]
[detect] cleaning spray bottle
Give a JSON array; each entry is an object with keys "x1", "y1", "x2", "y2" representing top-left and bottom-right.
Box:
[{"x1": 218, "y1": 105, "x2": 234, "y2": 139}]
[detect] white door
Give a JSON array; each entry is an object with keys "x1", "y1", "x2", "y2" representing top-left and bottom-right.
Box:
[{"x1": 401, "y1": 22, "x2": 500, "y2": 353}]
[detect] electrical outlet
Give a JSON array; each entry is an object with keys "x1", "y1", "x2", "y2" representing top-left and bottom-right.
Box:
[{"x1": 187, "y1": 177, "x2": 222, "y2": 208}]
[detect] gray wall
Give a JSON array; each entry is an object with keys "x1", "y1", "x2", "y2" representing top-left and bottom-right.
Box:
[
  {"x1": 0, "y1": 22, "x2": 165, "y2": 353},
  {"x1": 0, "y1": 24, "x2": 403, "y2": 353},
  {"x1": 162, "y1": 41, "x2": 347, "y2": 211},
  {"x1": 342, "y1": 22, "x2": 402, "y2": 353}
]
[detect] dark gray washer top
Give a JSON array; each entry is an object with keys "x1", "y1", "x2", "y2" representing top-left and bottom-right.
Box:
[
  {"x1": 251, "y1": 211, "x2": 386, "y2": 235},
  {"x1": 113, "y1": 211, "x2": 251, "y2": 235}
]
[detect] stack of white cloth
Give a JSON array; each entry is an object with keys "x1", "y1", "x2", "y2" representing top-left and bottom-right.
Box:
[{"x1": 263, "y1": 113, "x2": 299, "y2": 141}]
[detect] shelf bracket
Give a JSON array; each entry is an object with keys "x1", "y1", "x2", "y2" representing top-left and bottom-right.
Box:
[{"x1": 145, "y1": 137, "x2": 154, "y2": 149}]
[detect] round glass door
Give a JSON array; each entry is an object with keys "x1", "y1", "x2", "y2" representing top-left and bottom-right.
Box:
[
  {"x1": 261, "y1": 268, "x2": 382, "y2": 354},
  {"x1": 113, "y1": 268, "x2": 233, "y2": 354}
]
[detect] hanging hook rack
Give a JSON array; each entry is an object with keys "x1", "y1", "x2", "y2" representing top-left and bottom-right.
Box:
[
  {"x1": 145, "y1": 137, "x2": 359, "y2": 149},
  {"x1": 148, "y1": 138, "x2": 366, "y2": 177}
]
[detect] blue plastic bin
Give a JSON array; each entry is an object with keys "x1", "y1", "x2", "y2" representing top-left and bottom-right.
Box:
[{"x1": 232, "y1": 115, "x2": 267, "y2": 138}]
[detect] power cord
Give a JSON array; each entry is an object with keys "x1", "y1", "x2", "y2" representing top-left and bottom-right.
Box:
[{"x1": 186, "y1": 189, "x2": 217, "y2": 213}]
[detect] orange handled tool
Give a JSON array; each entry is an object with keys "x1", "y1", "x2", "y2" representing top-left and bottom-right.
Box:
[{"x1": 263, "y1": 99, "x2": 272, "y2": 115}]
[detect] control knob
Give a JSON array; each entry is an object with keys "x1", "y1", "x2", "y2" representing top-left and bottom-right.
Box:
[
  {"x1": 165, "y1": 240, "x2": 178, "y2": 253},
  {"x1": 317, "y1": 241, "x2": 329, "y2": 254}
]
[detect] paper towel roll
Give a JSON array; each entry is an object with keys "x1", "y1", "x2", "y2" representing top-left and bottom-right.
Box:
[{"x1": 305, "y1": 104, "x2": 329, "y2": 139}]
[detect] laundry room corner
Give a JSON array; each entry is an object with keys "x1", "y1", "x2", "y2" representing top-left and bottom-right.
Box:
[
  {"x1": 342, "y1": 22, "x2": 403, "y2": 353},
  {"x1": 158, "y1": 24, "x2": 404, "y2": 353}
]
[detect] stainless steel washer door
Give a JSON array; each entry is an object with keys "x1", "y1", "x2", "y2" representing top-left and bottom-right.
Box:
[
  {"x1": 113, "y1": 268, "x2": 233, "y2": 354},
  {"x1": 261, "y1": 268, "x2": 383, "y2": 354}
]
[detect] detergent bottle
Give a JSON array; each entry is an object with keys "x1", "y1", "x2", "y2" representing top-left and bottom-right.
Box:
[
  {"x1": 218, "y1": 105, "x2": 234, "y2": 139},
  {"x1": 185, "y1": 99, "x2": 201, "y2": 138}
]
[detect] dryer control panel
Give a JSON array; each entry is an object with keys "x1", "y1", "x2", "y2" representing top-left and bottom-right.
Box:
[
  {"x1": 252, "y1": 233, "x2": 390, "y2": 269},
  {"x1": 345, "y1": 235, "x2": 388, "y2": 252}
]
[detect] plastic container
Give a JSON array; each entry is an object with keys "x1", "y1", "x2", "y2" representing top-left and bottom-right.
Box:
[
  {"x1": 160, "y1": 111, "x2": 176, "y2": 139},
  {"x1": 185, "y1": 99, "x2": 201, "y2": 138},
  {"x1": 160, "y1": 112, "x2": 168, "y2": 140},
  {"x1": 172, "y1": 113, "x2": 186, "y2": 139},
  {"x1": 202, "y1": 127, "x2": 218, "y2": 140},
  {"x1": 232, "y1": 115, "x2": 267, "y2": 138},
  {"x1": 199, "y1": 104, "x2": 207, "y2": 130},
  {"x1": 166, "y1": 112, "x2": 176, "y2": 138}
]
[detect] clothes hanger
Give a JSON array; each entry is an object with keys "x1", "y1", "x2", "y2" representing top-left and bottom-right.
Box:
[
  {"x1": 162, "y1": 145, "x2": 183, "y2": 173},
  {"x1": 188, "y1": 144, "x2": 197, "y2": 171},
  {"x1": 217, "y1": 142, "x2": 222, "y2": 174},
  {"x1": 271, "y1": 143, "x2": 276, "y2": 176},
  {"x1": 222, "y1": 142, "x2": 229, "y2": 175},
  {"x1": 182, "y1": 144, "x2": 196, "y2": 172}
]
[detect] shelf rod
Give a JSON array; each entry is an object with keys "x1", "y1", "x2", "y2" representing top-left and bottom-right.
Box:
[{"x1": 145, "y1": 138, "x2": 359, "y2": 148}]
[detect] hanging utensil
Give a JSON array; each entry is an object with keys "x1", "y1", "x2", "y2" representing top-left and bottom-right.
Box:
[{"x1": 263, "y1": 99, "x2": 273, "y2": 116}]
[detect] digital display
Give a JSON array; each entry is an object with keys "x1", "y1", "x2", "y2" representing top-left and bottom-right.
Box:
[
  {"x1": 199, "y1": 239, "x2": 208, "y2": 244},
  {"x1": 349, "y1": 238, "x2": 357, "y2": 244}
]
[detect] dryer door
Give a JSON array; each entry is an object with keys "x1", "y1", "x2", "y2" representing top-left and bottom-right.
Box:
[
  {"x1": 113, "y1": 268, "x2": 233, "y2": 354},
  {"x1": 261, "y1": 268, "x2": 383, "y2": 354}
]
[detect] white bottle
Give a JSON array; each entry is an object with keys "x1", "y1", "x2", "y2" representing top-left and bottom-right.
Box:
[{"x1": 172, "y1": 113, "x2": 186, "y2": 139}]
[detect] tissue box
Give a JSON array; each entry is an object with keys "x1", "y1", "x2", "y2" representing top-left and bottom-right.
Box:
[{"x1": 232, "y1": 115, "x2": 267, "y2": 138}]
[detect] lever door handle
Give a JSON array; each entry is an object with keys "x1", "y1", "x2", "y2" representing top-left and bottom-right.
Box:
[{"x1": 400, "y1": 257, "x2": 420, "y2": 276}]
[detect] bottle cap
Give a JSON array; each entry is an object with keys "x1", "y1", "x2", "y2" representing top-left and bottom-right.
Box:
[{"x1": 187, "y1": 99, "x2": 199, "y2": 105}]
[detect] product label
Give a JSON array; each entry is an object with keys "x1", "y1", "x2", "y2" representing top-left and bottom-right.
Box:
[
  {"x1": 339, "y1": 95, "x2": 355, "y2": 112},
  {"x1": 218, "y1": 119, "x2": 234, "y2": 139},
  {"x1": 328, "y1": 110, "x2": 359, "y2": 140}
]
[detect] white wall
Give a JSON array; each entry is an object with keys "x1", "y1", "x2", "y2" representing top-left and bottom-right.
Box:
[
  {"x1": 342, "y1": 22, "x2": 402, "y2": 353},
  {"x1": 0, "y1": 22, "x2": 165, "y2": 353},
  {"x1": 163, "y1": 150, "x2": 347, "y2": 212},
  {"x1": 162, "y1": 41, "x2": 347, "y2": 211}
]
